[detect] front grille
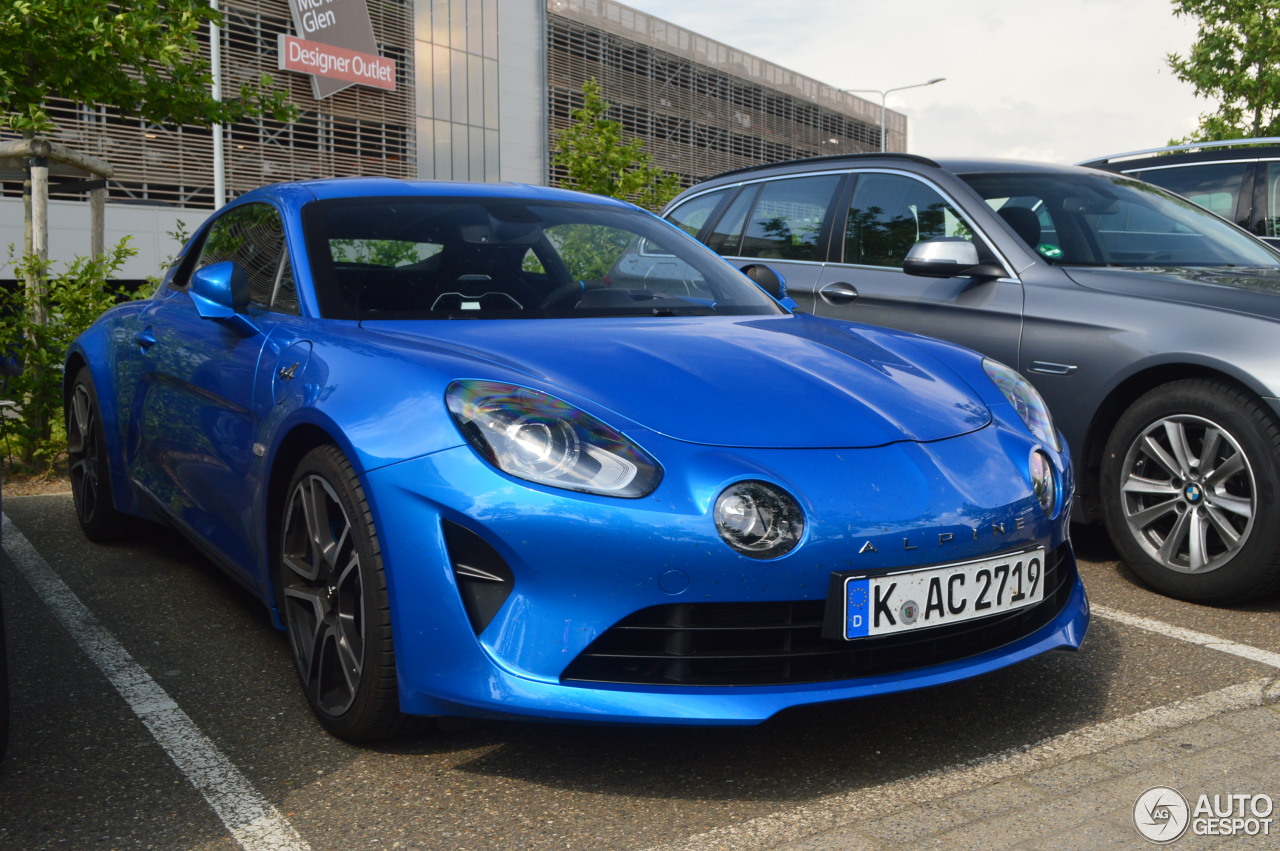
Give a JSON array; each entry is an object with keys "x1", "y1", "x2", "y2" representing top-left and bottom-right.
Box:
[{"x1": 561, "y1": 545, "x2": 1075, "y2": 686}]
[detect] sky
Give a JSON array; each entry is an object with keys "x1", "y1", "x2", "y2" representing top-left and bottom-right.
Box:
[{"x1": 619, "y1": 0, "x2": 1208, "y2": 165}]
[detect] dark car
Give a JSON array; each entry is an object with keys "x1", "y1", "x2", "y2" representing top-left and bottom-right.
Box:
[
  {"x1": 664, "y1": 153, "x2": 1280, "y2": 604},
  {"x1": 1081, "y1": 138, "x2": 1280, "y2": 246}
]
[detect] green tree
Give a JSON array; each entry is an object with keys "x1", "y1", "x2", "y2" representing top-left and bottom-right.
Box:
[
  {"x1": 0, "y1": 1, "x2": 294, "y2": 471},
  {"x1": 0, "y1": 243, "x2": 135, "y2": 472},
  {"x1": 0, "y1": 0, "x2": 293, "y2": 136},
  {"x1": 551, "y1": 79, "x2": 681, "y2": 212},
  {"x1": 1167, "y1": 0, "x2": 1280, "y2": 140}
]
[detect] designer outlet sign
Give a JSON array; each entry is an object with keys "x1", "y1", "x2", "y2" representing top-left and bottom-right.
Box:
[{"x1": 278, "y1": 0, "x2": 395, "y2": 98}]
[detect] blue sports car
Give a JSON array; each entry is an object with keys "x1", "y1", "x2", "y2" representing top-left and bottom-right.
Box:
[{"x1": 65, "y1": 179, "x2": 1088, "y2": 741}]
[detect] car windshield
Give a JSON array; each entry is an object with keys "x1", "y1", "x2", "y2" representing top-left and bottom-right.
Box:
[
  {"x1": 302, "y1": 197, "x2": 786, "y2": 320},
  {"x1": 960, "y1": 171, "x2": 1280, "y2": 268}
]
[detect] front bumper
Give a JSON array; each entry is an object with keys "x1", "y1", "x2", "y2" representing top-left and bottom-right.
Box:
[{"x1": 363, "y1": 423, "x2": 1088, "y2": 725}]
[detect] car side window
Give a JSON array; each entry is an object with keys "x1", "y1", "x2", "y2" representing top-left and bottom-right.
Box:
[
  {"x1": 1134, "y1": 163, "x2": 1247, "y2": 223},
  {"x1": 1263, "y1": 163, "x2": 1280, "y2": 239},
  {"x1": 665, "y1": 189, "x2": 730, "y2": 238},
  {"x1": 191, "y1": 203, "x2": 297, "y2": 314},
  {"x1": 845, "y1": 173, "x2": 972, "y2": 268},
  {"x1": 738, "y1": 176, "x2": 840, "y2": 261},
  {"x1": 704, "y1": 186, "x2": 757, "y2": 256}
]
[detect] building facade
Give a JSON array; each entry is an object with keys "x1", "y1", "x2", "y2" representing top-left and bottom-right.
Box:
[
  {"x1": 0, "y1": 0, "x2": 897, "y2": 279},
  {"x1": 547, "y1": 0, "x2": 891, "y2": 186}
]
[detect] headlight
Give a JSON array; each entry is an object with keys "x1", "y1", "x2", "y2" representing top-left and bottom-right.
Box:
[
  {"x1": 1030, "y1": 449, "x2": 1057, "y2": 515},
  {"x1": 714, "y1": 481, "x2": 804, "y2": 559},
  {"x1": 982, "y1": 359, "x2": 1060, "y2": 451},
  {"x1": 446, "y1": 380, "x2": 662, "y2": 498}
]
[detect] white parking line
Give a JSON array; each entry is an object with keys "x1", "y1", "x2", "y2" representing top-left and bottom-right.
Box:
[
  {"x1": 1, "y1": 515, "x2": 311, "y2": 851},
  {"x1": 1092, "y1": 604, "x2": 1280, "y2": 669},
  {"x1": 642, "y1": 608, "x2": 1280, "y2": 851}
]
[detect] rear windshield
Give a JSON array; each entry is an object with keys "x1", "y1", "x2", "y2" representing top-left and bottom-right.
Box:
[
  {"x1": 960, "y1": 172, "x2": 1280, "y2": 267},
  {"x1": 302, "y1": 197, "x2": 786, "y2": 320}
]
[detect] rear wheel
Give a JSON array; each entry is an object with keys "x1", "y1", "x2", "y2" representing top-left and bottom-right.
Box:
[
  {"x1": 66, "y1": 366, "x2": 128, "y2": 542},
  {"x1": 1100, "y1": 378, "x2": 1280, "y2": 603},
  {"x1": 278, "y1": 445, "x2": 408, "y2": 742}
]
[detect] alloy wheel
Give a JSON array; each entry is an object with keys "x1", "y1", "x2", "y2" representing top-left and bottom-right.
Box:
[
  {"x1": 280, "y1": 473, "x2": 366, "y2": 717},
  {"x1": 1117, "y1": 413, "x2": 1255, "y2": 574},
  {"x1": 67, "y1": 383, "x2": 104, "y2": 526}
]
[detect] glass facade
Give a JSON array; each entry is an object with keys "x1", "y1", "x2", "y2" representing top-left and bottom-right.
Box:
[{"x1": 414, "y1": 0, "x2": 502, "y2": 181}]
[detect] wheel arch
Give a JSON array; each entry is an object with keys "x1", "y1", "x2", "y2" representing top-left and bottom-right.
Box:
[{"x1": 1076, "y1": 361, "x2": 1275, "y2": 522}]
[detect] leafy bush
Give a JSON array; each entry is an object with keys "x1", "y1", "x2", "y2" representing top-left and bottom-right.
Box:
[{"x1": 0, "y1": 240, "x2": 135, "y2": 471}]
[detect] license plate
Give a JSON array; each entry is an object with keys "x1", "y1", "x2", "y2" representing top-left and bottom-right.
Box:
[{"x1": 842, "y1": 548, "x2": 1046, "y2": 640}]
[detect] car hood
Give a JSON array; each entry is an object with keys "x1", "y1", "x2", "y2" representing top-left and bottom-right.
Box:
[
  {"x1": 1062, "y1": 265, "x2": 1280, "y2": 318},
  {"x1": 361, "y1": 314, "x2": 991, "y2": 449}
]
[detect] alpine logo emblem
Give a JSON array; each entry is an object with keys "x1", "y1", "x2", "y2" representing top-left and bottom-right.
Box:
[{"x1": 855, "y1": 517, "x2": 1029, "y2": 555}]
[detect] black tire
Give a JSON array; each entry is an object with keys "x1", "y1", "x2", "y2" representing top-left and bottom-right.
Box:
[
  {"x1": 1100, "y1": 378, "x2": 1280, "y2": 603},
  {"x1": 66, "y1": 366, "x2": 129, "y2": 542},
  {"x1": 278, "y1": 445, "x2": 409, "y2": 742}
]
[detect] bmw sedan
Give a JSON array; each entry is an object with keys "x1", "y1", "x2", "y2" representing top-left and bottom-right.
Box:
[{"x1": 65, "y1": 178, "x2": 1087, "y2": 741}]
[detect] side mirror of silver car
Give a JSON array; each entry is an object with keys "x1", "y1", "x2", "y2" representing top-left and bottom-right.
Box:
[{"x1": 903, "y1": 238, "x2": 1004, "y2": 279}]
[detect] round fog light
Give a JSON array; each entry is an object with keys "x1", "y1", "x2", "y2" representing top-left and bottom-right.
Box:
[
  {"x1": 1030, "y1": 450, "x2": 1056, "y2": 515},
  {"x1": 714, "y1": 481, "x2": 804, "y2": 559}
]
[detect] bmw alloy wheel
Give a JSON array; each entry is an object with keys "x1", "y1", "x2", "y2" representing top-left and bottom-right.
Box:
[
  {"x1": 1102, "y1": 379, "x2": 1280, "y2": 602},
  {"x1": 1116, "y1": 413, "x2": 1254, "y2": 574}
]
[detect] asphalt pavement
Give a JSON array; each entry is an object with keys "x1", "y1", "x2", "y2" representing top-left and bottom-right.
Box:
[{"x1": 0, "y1": 492, "x2": 1277, "y2": 850}]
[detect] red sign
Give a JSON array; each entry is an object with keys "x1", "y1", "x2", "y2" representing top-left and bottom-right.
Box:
[{"x1": 277, "y1": 34, "x2": 395, "y2": 93}]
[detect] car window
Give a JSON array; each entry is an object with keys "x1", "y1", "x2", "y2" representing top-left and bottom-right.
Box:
[
  {"x1": 1264, "y1": 163, "x2": 1280, "y2": 239},
  {"x1": 962, "y1": 172, "x2": 1280, "y2": 267},
  {"x1": 738, "y1": 176, "x2": 840, "y2": 262},
  {"x1": 665, "y1": 189, "x2": 730, "y2": 238},
  {"x1": 703, "y1": 185, "x2": 757, "y2": 256},
  {"x1": 844, "y1": 173, "x2": 972, "y2": 267},
  {"x1": 303, "y1": 197, "x2": 786, "y2": 320},
  {"x1": 1132, "y1": 163, "x2": 1246, "y2": 220},
  {"x1": 191, "y1": 203, "x2": 297, "y2": 314}
]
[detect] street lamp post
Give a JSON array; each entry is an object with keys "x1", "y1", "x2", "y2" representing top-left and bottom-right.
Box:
[{"x1": 843, "y1": 78, "x2": 945, "y2": 152}]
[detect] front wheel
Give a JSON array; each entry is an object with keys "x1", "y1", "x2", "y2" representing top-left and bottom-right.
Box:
[
  {"x1": 1100, "y1": 378, "x2": 1280, "y2": 603},
  {"x1": 278, "y1": 445, "x2": 408, "y2": 741}
]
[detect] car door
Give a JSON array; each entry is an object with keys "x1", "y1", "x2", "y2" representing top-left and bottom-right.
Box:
[
  {"x1": 126, "y1": 202, "x2": 299, "y2": 578},
  {"x1": 809, "y1": 170, "x2": 1025, "y2": 369}
]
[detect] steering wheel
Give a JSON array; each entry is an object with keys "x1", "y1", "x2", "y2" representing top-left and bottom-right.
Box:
[{"x1": 539, "y1": 280, "x2": 588, "y2": 309}]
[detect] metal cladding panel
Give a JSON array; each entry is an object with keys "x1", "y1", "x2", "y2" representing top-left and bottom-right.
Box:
[{"x1": 22, "y1": 0, "x2": 416, "y2": 209}]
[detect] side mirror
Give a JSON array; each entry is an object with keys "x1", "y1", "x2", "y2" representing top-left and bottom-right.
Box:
[
  {"x1": 903, "y1": 239, "x2": 1005, "y2": 279},
  {"x1": 740, "y1": 263, "x2": 792, "y2": 305},
  {"x1": 189, "y1": 261, "x2": 258, "y2": 335}
]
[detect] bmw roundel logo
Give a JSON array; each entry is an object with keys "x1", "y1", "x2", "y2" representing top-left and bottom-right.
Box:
[{"x1": 1184, "y1": 483, "x2": 1204, "y2": 504}]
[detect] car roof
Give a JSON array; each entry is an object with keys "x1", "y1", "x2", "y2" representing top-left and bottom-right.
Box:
[
  {"x1": 1080, "y1": 138, "x2": 1280, "y2": 171},
  {"x1": 682, "y1": 153, "x2": 1108, "y2": 193},
  {"x1": 235, "y1": 177, "x2": 637, "y2": 208}
]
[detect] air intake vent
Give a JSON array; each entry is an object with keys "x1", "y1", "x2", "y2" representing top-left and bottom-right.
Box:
[{"x1": 443, "y1": 521, "x2": 514, "y2": 634}]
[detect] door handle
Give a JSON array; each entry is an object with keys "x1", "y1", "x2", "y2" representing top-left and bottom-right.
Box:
[
  {"x1": 819, "y1": 282, "x2": 859, "y2": 305},
  {"x1": 133, "y1": 328, "x2": 156, "y2": 350}
]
